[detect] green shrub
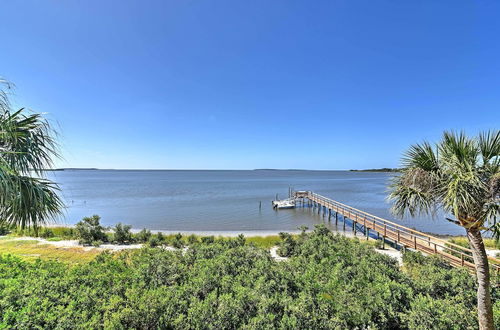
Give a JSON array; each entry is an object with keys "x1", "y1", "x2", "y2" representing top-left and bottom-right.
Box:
[
  {"x1": 92, "y1": 240, "x2": 103, "y2": 247},
  {"x1": 113, "y1": 223, "x2": 133, "y2": 244},
  {"x1": 171, "y1": 233, "x2": 183, "y2": 248},
  {"x1": 0, "y1": 226, "x2": 494, "y2": 329},
  {"x1": 402, "y1": 294, "x2": 477, "y2": 329},
  {"x1": 157, "y1": 232, "x2": 165, "y2": 243},
  {"x1": 39, "y1": 228, "x2": 54, "y2": 238},
  {"x1": 0, "y1": 224, "x2": 11, "y2": 236},
  {"x1": 75, "y1": 215, "x2": 108, "y2": 246},
  {"x1": 187, "y1": 234, "x2": 198, "y2": 245},
  {"x1": 200, "y1": 235, "x2": 214, "y2": 244},
  {"x1": 135, "y1": 229, "x2": 152, "y2": 243},
  {"x1": 148, "y1": 236, "x2": 161, "y2": 248},
  {"x1": 277, "y1": 232, "x2": 296, "y2": 257}
]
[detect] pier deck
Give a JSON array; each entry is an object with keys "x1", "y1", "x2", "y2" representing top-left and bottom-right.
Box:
[{"x1": 299, "y1": 191, "x2": 500, "y2": 277}]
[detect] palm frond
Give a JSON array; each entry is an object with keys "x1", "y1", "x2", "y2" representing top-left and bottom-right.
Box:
[
  {"x1": 478, "y1": 130, "x2": 500, "y2": 166},
  {"x1": 439, "y1": 131, "x2": 478, "y2": 172},
  {"x1": 401, "y1": 141, "x2": 439, "y2": 171},
  {"x1": 0, "y1": 79, "x2": 14, "y2": 113},
  {"x1": 388, "y1": 169, "x2": 440, "y2": 218},
  {"x1": 0, "y1": 108, "x2": 60, "y2": 175},
  {"x1": 0, "y1": 174, "x2": 64, "y2": 230},
  {"x1": 442, "y1": 168, "x2": 487, "y2": 226}
]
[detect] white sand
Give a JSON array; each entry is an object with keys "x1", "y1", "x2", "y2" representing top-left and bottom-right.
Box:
[
  {"x1": 269, "y1": 246, "x2": 288, "y2": 262},
  {"x1": 10, "y1": 236, "x2": 143, "y2": 251},
  {"x1": 487, "y1": 249, "x2": 500, "y2": 258},
  {"x1": 375, "y1": 247, "x2": 403, "y2": 266}
]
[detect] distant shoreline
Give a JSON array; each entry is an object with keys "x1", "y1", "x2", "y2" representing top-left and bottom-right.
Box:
[{"x1": 349, "y1": 168, "x2": 400, "y2": 173}]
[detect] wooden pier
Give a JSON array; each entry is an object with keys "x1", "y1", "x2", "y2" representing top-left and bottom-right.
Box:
[{"x1": 297, "y1": 191, "x2": 500, "y2": 276}]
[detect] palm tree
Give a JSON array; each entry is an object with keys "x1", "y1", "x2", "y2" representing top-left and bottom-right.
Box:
[
  {"x1": 0, "y1": 79, "x2": 63, "y2": 233},
  {"x1": 389, "y1": 130, "x2": 499, "y2": 330}
]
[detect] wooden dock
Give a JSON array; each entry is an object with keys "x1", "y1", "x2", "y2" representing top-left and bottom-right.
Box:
[{"x1": 297, "y1": 191, "x2": 500, "y2": 277}]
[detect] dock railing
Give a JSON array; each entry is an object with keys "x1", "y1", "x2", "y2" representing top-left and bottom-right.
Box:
[{"x1": 305, "y1": 191, "x2": 500, "y2": 276}]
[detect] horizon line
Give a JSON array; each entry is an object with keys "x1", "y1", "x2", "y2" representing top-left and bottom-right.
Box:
[{"x1": 46, "y1": 167, "x2": 397, "y2": 171}]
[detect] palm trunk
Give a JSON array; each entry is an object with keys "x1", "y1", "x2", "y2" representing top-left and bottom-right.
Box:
[{"x1": 466, "y1": 229, "x2": 494, "y2": 330}]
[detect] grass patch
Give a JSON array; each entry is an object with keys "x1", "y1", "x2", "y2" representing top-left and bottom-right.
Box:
[
  {"x1": 0, "y1": 239, "x2": 100, "y2": 264},
  {"x1": 448, "y1": 236, "x2": 499, "y2": 249},
  {"x1": 46, "y1": 237, "x2": 64, "y2": 242},
  {"x1": 246, "y1": 235, "x2": 282, "y2": 249}
]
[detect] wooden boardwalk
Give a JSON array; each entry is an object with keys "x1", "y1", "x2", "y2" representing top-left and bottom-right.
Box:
[{"x1": 299, "y1": 191, "x2": 500, "y2": 277}]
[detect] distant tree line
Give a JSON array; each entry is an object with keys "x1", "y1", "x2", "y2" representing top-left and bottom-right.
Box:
[{"x1": 350, "y1": 168, "x2": 401, "y2": 172}]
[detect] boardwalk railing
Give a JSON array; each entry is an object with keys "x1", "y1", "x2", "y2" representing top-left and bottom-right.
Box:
[{"x1": 303, "y1": 191, "x2": 500, "y2": 276}]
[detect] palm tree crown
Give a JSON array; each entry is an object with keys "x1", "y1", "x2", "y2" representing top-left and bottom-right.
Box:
[
  {"x1": 390, "y1": 130, "x2": 500, "y2": 234},
  {"x1": 0, "y1": 79, "x2": 63, "y2": 230}
]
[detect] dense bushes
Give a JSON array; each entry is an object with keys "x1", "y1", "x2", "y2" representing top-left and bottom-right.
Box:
[
  {"x1": 12, "y1": 216, "x2": 179, "y2": 247},
  {"x1": 0, "y1": 224, "x2": 496, "y2": 329},
  {"x1": 75, "y1": 215, "x2": 108, "y2": 246},
  {"x1": 112, "y1": 222, "x2": 133, "y2": 244}
]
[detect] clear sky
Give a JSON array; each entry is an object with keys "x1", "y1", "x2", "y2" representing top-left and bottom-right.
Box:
[{"x1": 1, "y1": 1, "x2": 499, "y2": 170}]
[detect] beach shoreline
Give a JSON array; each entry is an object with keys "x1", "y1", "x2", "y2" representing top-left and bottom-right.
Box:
[
  {"x1": 43, "y1": 223, "x2": 367, "y2": 238},
  {"x1": 45, "y1": 222, "x2": 473, "y2": 239}
]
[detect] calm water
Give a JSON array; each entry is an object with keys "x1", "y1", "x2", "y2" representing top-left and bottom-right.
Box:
[{"x1": 47, "y1": 170, "x2": 463, "y2": 235}]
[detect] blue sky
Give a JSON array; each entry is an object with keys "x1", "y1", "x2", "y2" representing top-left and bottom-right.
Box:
[{"x1": 1, "y1": 1, "x2": 499, "y2": 170}]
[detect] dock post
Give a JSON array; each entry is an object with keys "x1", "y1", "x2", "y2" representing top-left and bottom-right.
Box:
[
  {"x1": 328, "y1": 209, "x2": 331, "y2": 221},
  {"x1": 343, "y1": 215, "x2": 346, "y2": 231},
  {"x1": 382, "y1": 236, "x2": 386, "y2": 249},
  {"x1": 366, "y1": 227, "x2": 369, "y2": 240},
  {"x1": 335, "y1": 212, "x2": 338, "y2": 225},
  {"x1": 353, "y1": 214, "x2": 357, "y2": 235}
]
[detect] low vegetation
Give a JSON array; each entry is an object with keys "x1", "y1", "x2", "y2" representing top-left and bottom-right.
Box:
[
  {"x1": 449, "y1": 236, "x2": 500, "y2": 250},
  {"x1": 2, "y1": 215, "x2": 287, "y2": 252},
  {"x1": 0, "y1": 225, "x2": 498, "y2": 329},
  {"x1": 0, "y1": 239, "x2": 100, "y2": 263}
]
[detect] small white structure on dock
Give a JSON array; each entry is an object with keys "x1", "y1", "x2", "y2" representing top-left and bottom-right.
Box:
[{"x1": 293, "y1": 191, "x2": 309, "y2": 198}]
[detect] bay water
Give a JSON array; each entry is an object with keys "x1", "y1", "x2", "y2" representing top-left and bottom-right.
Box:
[{"x1": 47, "y1": 170, "x2": 463, "y2": 236}]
